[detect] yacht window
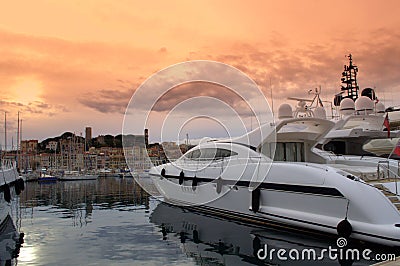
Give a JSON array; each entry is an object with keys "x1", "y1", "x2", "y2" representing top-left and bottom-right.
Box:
[
  {"x1": 184, "y1": 148, "x2": 237, "y2": 161},
  {"x1": 185, "y1": 149, "x2": 201, "y2": 159},
  {"x1": 216, "y1": 148, "x2": 238, "y2": 159},
  {"x1": 199, "y1": 148, "x2": 217, "y2": 160},
  {"x1": 274, "y1": 142, "x2": 304, "y2": 162}
]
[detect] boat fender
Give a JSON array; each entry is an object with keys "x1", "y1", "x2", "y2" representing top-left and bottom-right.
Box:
[
  {"x1": 337, "y1": 219, "x2": 352, "y2": 238},
  {"x1": 19, "y1": 233, "x2": 25, "y2": 244},
  {"x1": 179, "y1": 231, "x2": 186, "y2": 243},
  {"x1": 192, "y1": 176, "x2": 197, "y2": 191},
  {"x1": 4, "y1": 184, "x2": 11, "y2": 203},
  {"x1": 216, "y1": 178, "x2": 223, "y2": 194},
  {"x1": 252, "y1": 236, "x2": 261, "y2": 257},
  {"x1": 251, "y1": 188, "x2": 261, "y2": 212},
  {"x1": 15, "y1": 181, "x2": 21, "y2": 195},
  {"x1": 161, "y1": 168, "x2": 166, "y2": 177},
  {"x1": 18, "y1": 178, "x2": 25, "y2": 191},
  {"x1": 179, "y1": 171, "x2": 184, "y2": 185},
  {"x1": 161, "y1": 223, "x2": 167, "y2": 240},
  {"x1": 193, "y1": 230, "x2": 200, "y2": 243}
]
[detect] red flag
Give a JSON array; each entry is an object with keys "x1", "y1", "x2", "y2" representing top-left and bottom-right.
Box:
[
  {"x1": 383, "y1": 113, "x2": 390, "y2": 138},
  {"x1": 394, "y1": 139, "x2": 400, "y2": 156}
]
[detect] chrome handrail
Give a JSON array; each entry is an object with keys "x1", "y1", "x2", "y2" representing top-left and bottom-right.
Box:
[
  {"x1": 377, "y1": 161, "x2": 399, "y2": 195},
  {"x1": 377, "y1": 160, "x2": 390, "y2": 179}
]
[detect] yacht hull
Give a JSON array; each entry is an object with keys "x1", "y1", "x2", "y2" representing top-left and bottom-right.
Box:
[{"x1": 150, "y1": 162, "x2": 400, "y2": 247}]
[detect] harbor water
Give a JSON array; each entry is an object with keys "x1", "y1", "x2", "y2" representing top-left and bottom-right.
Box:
[{"x1": 2, "y1": 177, "x2": 399, "y2": 265}]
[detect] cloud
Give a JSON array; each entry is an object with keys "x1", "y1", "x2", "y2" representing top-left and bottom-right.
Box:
[
  {"x1": 0, "y1": 28, "x2": 169, "y2": 107},
  {"x1": 97, "y1": 27, "x2": 400, "y2": 118},
  {"x1": 0, "y1": 99, "x2": 67, "y2": 116},
  {"x1": 198, "y1": 28, "x2": 400, "y2": 107},
  {"x1": 149, "y1": 81, "x2": 255, "y2": 116},
  {"x1": 78, "y1": 88, "x2": 134, "y2": 114}
]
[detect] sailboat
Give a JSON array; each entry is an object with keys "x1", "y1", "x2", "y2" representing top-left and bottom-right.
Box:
[{"x1": 1, "y1": 112, "x2": 25, "y2": 234}]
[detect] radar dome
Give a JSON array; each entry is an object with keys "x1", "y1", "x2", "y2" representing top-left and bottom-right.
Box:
[
  {"x1": 355, "y1": 96, "x2": 374, "y2": 114},
  {"x1": 278, "y1": 104, "x2": 293, "y2": 119},
  {"x1": 314, "y1": 107, "x2": 326, "y2": 119},
  {"x1": 339, "y1": 98, "x2": 355, "y2": 115},
  {"x1": 375, "y1": 102, "x2": 385, "y2": 114}
]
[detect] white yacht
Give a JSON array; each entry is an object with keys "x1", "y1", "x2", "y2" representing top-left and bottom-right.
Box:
[
  {"x1": 0, "y1": 160, "x2": 19, "y2": 187},
  {"x1": 0, "y1": 162, "x2": 24, "y2": 264},
  {"x1": 0, "y1": 160, "x2": 24, "y2": 202},
  {"x1": 0, "y1": 189, "x2": 23, "y2": 265},
  {"x1": 149, "y1": 108, "x2": 400, "y2": 246},
  {"x1": 314, "y1": 97, "x2": 400, "y2": 194},
  {"x1": 148, "y1": 54, "x2": 400, "y2": 247},
  {"x1": 313, "y1": 55, "x2": 400, "y2": 195}
]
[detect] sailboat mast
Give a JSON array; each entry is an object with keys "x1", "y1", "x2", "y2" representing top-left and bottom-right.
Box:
[
  {"x1": 20, "y1": 119, "x2": 23, "y2": 170},
  {"x1": 4, "y1": 112, "x2": 7, "y2": 152},
  {"x1": 17, "y1": 111, "x2": 19, "y2": 169}
]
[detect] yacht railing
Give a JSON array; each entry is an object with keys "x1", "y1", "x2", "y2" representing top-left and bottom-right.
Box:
[
  {"x1": 313, "y1": 149, "x2": 350, "y2": 161},
  {"x1": 1, "y1": 159, "x2": 15, "y2": 170},
  {"x1": 176, "y1": 156, "x2": 269, "y2": 170},
  {"x1": 398, "y1": 160, "x2": 400, "y2": 177},
  {"x1": 377, "y1": 160, "x2": 399, "y2": 195},
  {"x1": 377, "y1": 160, "x2": 390, "y2": 179}
]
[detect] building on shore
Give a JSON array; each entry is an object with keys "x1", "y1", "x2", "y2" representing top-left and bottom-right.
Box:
[{"x1": 15, "y1": 128, "x2": 190, "y2": 172}]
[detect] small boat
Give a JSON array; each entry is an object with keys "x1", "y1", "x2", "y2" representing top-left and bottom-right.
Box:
[
  {"x1": 98, "y1": 168, "x2": 112, "y2": 177},
  {"x1": 363, "y1": 138, "x2": 400, "y2": 157},
  {"x1": 58, "y1": 170, "x2": 98, "y2": 181},
  {"x1": 37, "y1": 173, "x2": 58, "y2": 182}
]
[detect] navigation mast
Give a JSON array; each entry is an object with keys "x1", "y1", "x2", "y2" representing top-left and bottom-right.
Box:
[{"x1": 341, "y1": 54, "x2": 359, "y2": 100}]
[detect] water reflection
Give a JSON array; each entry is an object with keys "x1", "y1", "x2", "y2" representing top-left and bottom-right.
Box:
[
  {"x1": 20, "y1": 177, "x2": 150, "y2": 226},
  {"x1": 8, "y1": 178, "x2": 400, "y2": 265},
  {"x1": 16, "y1": 178, "x2": 195, "y2": 266},
  {"x1": 150, "y1": 203, "x2": 399, "y2": 265}
]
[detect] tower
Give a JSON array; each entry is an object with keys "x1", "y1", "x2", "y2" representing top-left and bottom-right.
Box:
[{"x1": 85, "y1": 127, "x2": 92, "y2": 150}]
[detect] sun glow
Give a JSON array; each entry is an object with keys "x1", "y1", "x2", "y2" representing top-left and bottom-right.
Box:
[{"x1": 9, "y1": 78, "x2": 43, "y2": 105}]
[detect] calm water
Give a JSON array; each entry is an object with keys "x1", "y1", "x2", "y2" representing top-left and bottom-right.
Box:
[{"x1": 2, "y1": 178, "x2": 399, "y2": 265}]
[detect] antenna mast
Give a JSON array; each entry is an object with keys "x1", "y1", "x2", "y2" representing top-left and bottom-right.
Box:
[
  {"x1": 4, "y1": 112, "x2": 7, "y2": 152},
  {"x1": 341, "y1": 54, "x2": 359, "y2": 101}
]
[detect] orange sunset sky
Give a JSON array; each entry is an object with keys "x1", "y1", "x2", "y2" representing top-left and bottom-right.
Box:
[{"x1": 1, "y1": 0, "x2": 400, "y2": 144}]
